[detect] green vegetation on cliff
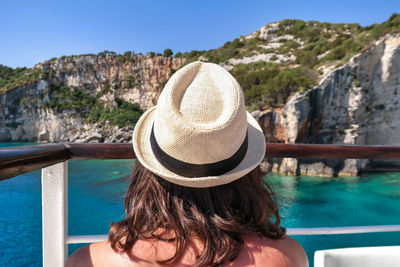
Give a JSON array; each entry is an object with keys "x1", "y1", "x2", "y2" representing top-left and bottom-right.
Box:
[
  {"x1": 42, "y1": 83, "x2": 143, "y2": 127},
  {"x1": 367, "y1": 13, "x2": 400, "y2": 39},
  {"x1": 231, "y1": 62, "x2": 316, "y2": 110},
  {"x1": 176, "y1": 13, "x2": 400, "y2": 110},
  {"x1": 0, "y1": 65, "x2": 28, "y2": 89},
  {"x1": 44, "y1": 83, "x2": 96, "y2": 112},
  {"x1": 1, "y1": 14, "x2": 400, "y2": 115},
  {"x1": 163, "y1": 49, "x2": 173, "y2": 57},
  {"x1": 179, "y1": 14, "x2": 400, "y2": 66},
  {"x1": 87, "y1": 98, "x2": 142, "y2": 127},
  {"x1": 0, "y1": 65, "x2": 43, "y2": 93}
]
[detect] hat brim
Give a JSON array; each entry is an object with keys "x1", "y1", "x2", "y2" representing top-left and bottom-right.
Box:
[{"x1": 133, "y1": 106, "x2": 266, "y2": 188}]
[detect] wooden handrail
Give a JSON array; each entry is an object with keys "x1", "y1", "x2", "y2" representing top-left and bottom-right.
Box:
[
  {"x1": 265, "y1": 143, "x2": 400, "y2": 159},
  {"x1": 0, "y1": 144, "x2": 70, "y2": 180},
  {"x1": 67, "y1": 143, "x2": 135, "y2": 160},
  {"x1": 2, "y1": 143, "x2": 400, "y2": 181}
]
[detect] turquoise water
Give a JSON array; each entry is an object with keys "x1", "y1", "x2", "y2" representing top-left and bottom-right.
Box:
[{"x1": 1, "y1": 143, "x2": 399, "y2": 266}]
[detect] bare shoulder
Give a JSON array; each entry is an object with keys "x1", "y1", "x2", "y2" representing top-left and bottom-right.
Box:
[
  {"x1": 65, "y1": 241, "x2": 130, "y2": 267},
  {"x1": 65, "y1": 244, "x2": 93, "y2": 267},
  {"x1": 240, "y1": 234, "x2": 309, "y2": 267},
  {"x1": 275, "y1": 235, "x2": 309, "y2": 267}
]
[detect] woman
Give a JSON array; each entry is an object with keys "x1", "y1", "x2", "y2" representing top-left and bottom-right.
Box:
[{"x1": 66, "y1": 62, "x2": 308, "y2": 267}]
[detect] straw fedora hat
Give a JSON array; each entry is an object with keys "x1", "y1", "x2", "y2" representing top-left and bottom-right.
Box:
[{"x1": 133, "y1": 61, "x2": 266, "y2": 188}]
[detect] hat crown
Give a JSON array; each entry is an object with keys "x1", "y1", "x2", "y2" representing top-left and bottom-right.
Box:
[
  {"x1": 179, "y1": 66, "x2": 223, "y2": 124},
  {"x1": 153, "y1": 61, "x2": 247, "y2": 165}
]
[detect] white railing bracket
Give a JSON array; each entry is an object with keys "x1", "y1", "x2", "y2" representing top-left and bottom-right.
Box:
[{"x1": 42, "y1": 161, "x2": 68, "y2": 267}]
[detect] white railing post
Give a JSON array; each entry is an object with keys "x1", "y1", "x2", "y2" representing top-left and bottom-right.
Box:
[{"x1": 42, "y1": 161, "x2": 68, "y2": 267}]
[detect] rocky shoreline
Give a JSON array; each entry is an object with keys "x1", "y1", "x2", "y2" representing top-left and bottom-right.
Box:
[{"x1": 68, "y1": 122, "x2": 133, "y2": 143}]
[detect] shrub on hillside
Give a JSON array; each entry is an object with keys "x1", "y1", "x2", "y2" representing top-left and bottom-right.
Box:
[
  {"x1": 87, "y1": 98, "x2": 143, "y2": 127},
  {"x1": 0, "y1": 65, "x2": 28, "y2": 90},
  {"x1": 231, "y1": 63, "x2": 317, "y2": 110},
  {"x1": 44, "y1": 83, "x2": 96, "y2": 113},
  {"x1": 44, "y1": 82, "x2": 143, "y2": 127},
  {"x1": 163, "y1": 49, "x2": 173, "y2": 57},
  {"x1": 296, "y1": 50, "x2": 319, "y2": 68},
  {"x1": 126, "y1": 75, "x2": 136, "y2": 88}
]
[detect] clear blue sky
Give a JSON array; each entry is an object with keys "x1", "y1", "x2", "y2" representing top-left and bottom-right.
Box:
[{"x1": 1, "y1": 0, "x2": 399, "y2": 68}]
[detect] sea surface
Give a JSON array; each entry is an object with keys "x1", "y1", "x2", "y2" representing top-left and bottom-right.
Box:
[{"x1": 1, "y1": 142, "x2": 400, "y2": 266}]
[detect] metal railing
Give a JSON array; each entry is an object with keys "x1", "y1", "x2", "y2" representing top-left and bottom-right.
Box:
[{"x1": 1, "y1": 143, "x2": 400, "y2": 266}]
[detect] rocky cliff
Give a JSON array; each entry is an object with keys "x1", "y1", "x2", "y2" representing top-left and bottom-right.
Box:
[
  {"x1": 1, "y1": 15, "x2": 400, "y2": 177},
  {"x1": 256, "y1": 34, "x2": 400, "y2": 176},
  {"x1": 0, "y1": 54, "x2": 185, "y2": 142}
]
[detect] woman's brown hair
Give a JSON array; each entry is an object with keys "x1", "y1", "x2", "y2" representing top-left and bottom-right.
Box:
[{"x1": 109, "y1": 161, "x2": 286, "y2": 266}]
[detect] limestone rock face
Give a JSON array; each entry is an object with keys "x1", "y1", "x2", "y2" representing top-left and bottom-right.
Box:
[
  {"x1": 257, "y1": 34, "x2": 400, "y2": 176},
  {"x1": 0, "y1": 128, "x2": 11, "y2": 141},
  {"x1": 2, "y1": 34, "x2": 400, "y2": 177},
  {"x1": 0, "y1": 55, "x2": 185, "y2": 142},
  {"x1": 34, "y1": 55, "x2": 185, "y2": 110}
]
